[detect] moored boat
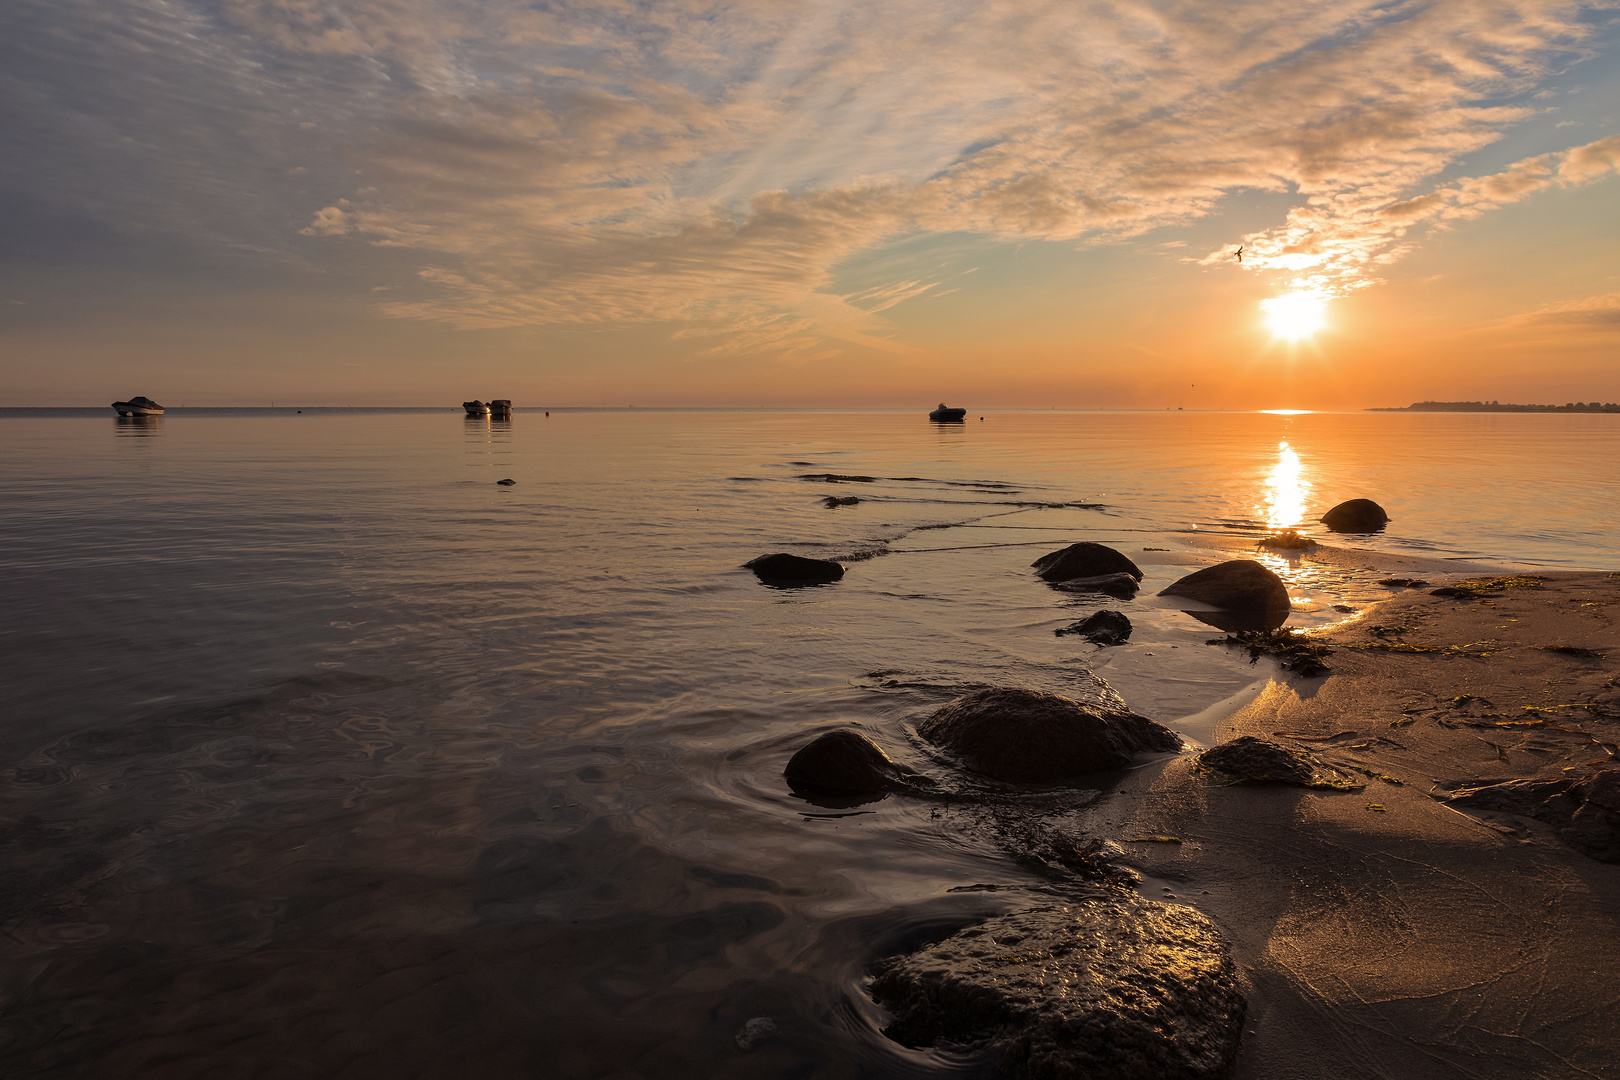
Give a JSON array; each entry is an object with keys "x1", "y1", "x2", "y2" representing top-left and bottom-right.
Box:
[
  {"x1": 928, "y1": 403, "x2": 967, "y2": 422},
  {"x1": 463, "y1": 400, "x2": 490, "y2": 416},
  {"x1": 111, "y1": 396, "x2": 165, "y2": 417},
  {"x1": 489, "y1": 399, "x2": 512, "y2": 416}
]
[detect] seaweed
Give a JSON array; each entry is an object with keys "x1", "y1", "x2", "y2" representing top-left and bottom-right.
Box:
[
  {"x1": 1207, "y1": 627, "x2": 1333, "y2": 676},
  {"x1": 1258, "y1": 529, "x2": 1315, "y2": 551},
  {"x1": 1378, "y1": 578, "x2": 1430, "y2": 588}
]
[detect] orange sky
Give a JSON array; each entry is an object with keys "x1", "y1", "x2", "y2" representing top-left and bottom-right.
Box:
[{"x1": 2, "y1": 0, "x2": 1617, "y2": 407}]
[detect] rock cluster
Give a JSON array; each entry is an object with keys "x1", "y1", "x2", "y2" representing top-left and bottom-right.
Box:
[{"x1": 872, "y1": 896, "x2": 1246, "y2": 1080}]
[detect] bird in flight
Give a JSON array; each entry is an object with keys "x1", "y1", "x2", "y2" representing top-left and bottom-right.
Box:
[{"x1": 1233, "y1": 245, "x2": 1244, "y2": 263}]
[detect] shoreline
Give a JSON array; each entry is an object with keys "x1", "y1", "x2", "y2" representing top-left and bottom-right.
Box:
[{"x1": 1097, "y1": 568, "x2": 1620, "y2": 1078}]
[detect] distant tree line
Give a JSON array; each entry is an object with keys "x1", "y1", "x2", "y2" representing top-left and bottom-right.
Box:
[{"x1": 1367, "y1": 400, "x2": 1620, "y2": 413}]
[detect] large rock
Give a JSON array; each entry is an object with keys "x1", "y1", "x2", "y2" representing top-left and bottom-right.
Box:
[
  {"x1": 784, "y1": 730, "x2": 922, "y2": 795},
  {"x1": 1198, "y1": 736, "x2": 1360, "y2": 790},
  {"x1": 918, "y1": 684, "x2": 1180, "y2": 782},
  {"x1": 1320, "y1": 498, "x2": 1389, "y2": 532},
  {"x1": 745, "y1": 552, "x2": 845, "y2": 585},
  {"x1": 1050, "y1": 572, "x2": 1139, "y2": 599},
  {"x1": 872, "y1": 897, "x2": 1246, "y2": 1080},
  {"x1": 1159, "y1": 560, "x2": 1288, "y2": 616},
  {"x1": 1055, "y1": 610, "x2": 1132, "y2": 645},
  {"x1": 1032, "y1": 543, "x2": 1143, "y2": 584}
]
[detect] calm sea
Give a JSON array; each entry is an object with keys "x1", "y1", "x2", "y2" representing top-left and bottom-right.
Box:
[{"x1": 2, "y1": 408, "x2": 1616, "y2": 1076}]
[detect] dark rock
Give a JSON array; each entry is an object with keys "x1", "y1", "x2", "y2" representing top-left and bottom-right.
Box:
[
  {"x1": 1055, "y1": 610, "x2": 1132, "y2": 645},
  {"x1": 745, "y1": 553, "x2": 845, "y2": 586},
  {"x1": 1160, "y1": 560, "x2": 1289, "y2": 616},
  {"x1": 784, "y1": 729, "x2": 921, "y2": 795},
  {"x1": 1320, "y1": 498, "x2": 1389, "y2": 532},
  {"x1": 1049, "y1": 572, "x2": 1140, "y2": 599},
  {"x1": 799, "y1": 473, "x2": 875, "y2": 483},
  {"x1": 1378, "y1": 578, "x2": 1429, "y2": 588},
  {"x1": 1441, "y1": 772, "x2": 1620, "y2": 863},
  {"x1": 1031, "y1": 543, "x2": 1143, "y2": 584},
  {"x1": 823, "y1": 496, "x2": 861, "y2": 508},
  {"x1": 918, "y1": 684, "x2": 1180, "y2": 783},
  {"x1": 871, "y1": 896, "x2": 1245, "y2": 1080},
  {"x1": 1198, "y1": 736, "x2": 1359, "y2": 789},
  {"x1": 1182, "y1": 608, "x2": 1289, "y2": 633},
  {"x1": 496, "y1": 478, "x2": 516, "y2": 485}
]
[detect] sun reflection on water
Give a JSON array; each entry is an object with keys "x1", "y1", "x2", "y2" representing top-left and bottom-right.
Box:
[{"x1": 1263, "y1": 440, "x2": 1310, "y2": 528}]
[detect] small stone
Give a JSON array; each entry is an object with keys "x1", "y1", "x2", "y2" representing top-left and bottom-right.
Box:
[
  {"x1": 734, "y1": 1017, "x2": 777, "y2": 1052},
  {"x1": 1055, "y1": 610, "x2": 1132, "y2": 645},
  {"x1": 784, "y1": 729, "x2": 920, "y2": 795},
  {"x1": 1198, "y1": 736, "x2": 1359, "y2": 789},
  {"x1": 745, "y1": 552, "x2": 845, "y2": 585},
  {"x1": 823, "y1": 495, "x2": 861, "y2": 508},
  {"x1": 1049, "y1": 572, "x2": 1140, "y2": 599},
  {"x1": 496, "y1": 478, "x2": 516, "y2": 485}
]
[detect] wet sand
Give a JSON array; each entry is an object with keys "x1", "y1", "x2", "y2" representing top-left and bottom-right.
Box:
[{"x1": 1088, "y1": 564, "x2": 1620, "y2": 1079}]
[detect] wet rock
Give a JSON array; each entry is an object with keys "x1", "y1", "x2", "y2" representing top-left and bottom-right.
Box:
[
  {"x1": 823, "y1": 496, "x2": 861, "y2": 508},
  {"x1": 745, "y1": 552, "x2": 845, "y2": 586},
  {"x1": 799, "y1": 473, "x2": 875, "y2": 483},
  {"x1": 1160, "y1": 560, "x2": 1289, "y2": 617},
  {"x1": 1440, "y1": 771, "x2": 1620, "y2": 863},
  {"x1": 1050, "y1": 572, "x2": 1140, "y2": 600},
  {"x1": 1198, "y1": 736, "x2": 1360, "y2": 789},
  {"x1": 1320, "y1": 498, "x2": 1389, "y2": 533},
  {"x1": 1031, "y1": 543, "x2": 1143, "y2": 585},
  {"x1": 734, "y1": 1017, "x2": 778, "y2": 1052},
  {"x1": 1055, "y1": 610, "x2": 1132, "y2": 645},
  {"x1": 496, "y1": 478, "x2": 516, "y2": 485},
  {"x1": 871, "y1": 896, "x2": 1245, "y2": 1080},
  {"x1": 784, "y1": 729, "x2": 921, "y2": 795},
  {"x1": 918, "y1": 684, "x2": 1180, "y2": 783}
]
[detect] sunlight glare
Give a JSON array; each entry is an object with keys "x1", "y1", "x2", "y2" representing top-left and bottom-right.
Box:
[
  {"x1": 1263, "y1": 441, "x2": 1310, "y2": 528},
  {"x1": 1261, "y1": 291, "x2": 1327, "y2": 341}
]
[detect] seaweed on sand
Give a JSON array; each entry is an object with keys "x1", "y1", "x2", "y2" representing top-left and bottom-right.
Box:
[
  {"x1": 1208, "y1": 627, "x2": 1333, "y2": 676},
  {"x1": 1258, "y1": 528, "x2": 1316, "y2": 551},
  {"x1": 1430, "y1": 575, "x2": 1546, "y2": 599}
]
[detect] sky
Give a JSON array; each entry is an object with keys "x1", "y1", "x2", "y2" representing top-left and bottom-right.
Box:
[{"x1": 1, "y1": 0, "x2": 1617, "y2": 408}]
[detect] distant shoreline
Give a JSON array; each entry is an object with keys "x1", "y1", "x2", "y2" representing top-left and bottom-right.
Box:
[{"x1": 1369, "y1": 400, "x2": 1620, "y2": 413}]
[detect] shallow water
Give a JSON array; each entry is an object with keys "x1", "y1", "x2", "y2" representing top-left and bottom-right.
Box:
[{"x1": 2, "y1": 408, "x2": 1616, "y2": 1076}]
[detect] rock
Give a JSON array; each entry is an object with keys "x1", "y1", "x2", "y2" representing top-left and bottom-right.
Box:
[
  {"x1": 823, "y1": 495, "x2": 861, "y2": 508},
  {"x1": 745, "y1": 552, "x2": 845, "y2": 585},
  {"x1": 1198, "y1": 736, "x2": 1360, "y2": 789},
  {"x1": 918, "y1": 684, "x2": 1180, "y2": 782},
  {"x1": 734, "y1": 1017, "x2": 778, "y2": 1052},
  {"x1": 1049, "y1": 572, "x2": 1140, "y2": 600},
  {"x1": 1441, "y1": 771, "x2": 1620, "y2": 863},
  {"x1": 784, "y1": 729, "x2": 921, "y2": 795},
  {"x1": 1031, "y1": 543, "x2": 1143, "y2": 584},
  {"x1": 1055, "y1": 610, "x2": 1132, "y2": 645},
  {"x1": 1160, "y1": 560, "x2": 1289, "y2": 616},
  {"x1": 871, "y1": 896, "x2": 1245, "y2": 1080},
  {"x1": 1320, "y1": 498, "x2": 1388, "y2": 532},
  {"x1": 496, "y1": 478, "x2": 516, "y2": 485}
]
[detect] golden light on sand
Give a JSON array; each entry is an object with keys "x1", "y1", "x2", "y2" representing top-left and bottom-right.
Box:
[
  {"x1": 1263, "y1": 440, "x2": 1310, "y2": 528},
  {"x1": 1260, "y1": 291, "x2": 1327, "y2": 341}
]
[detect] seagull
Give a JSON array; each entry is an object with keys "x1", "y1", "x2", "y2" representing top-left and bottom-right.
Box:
[{"x1": 1234, "y1": 245, "x2": 1244, "y2": 263}]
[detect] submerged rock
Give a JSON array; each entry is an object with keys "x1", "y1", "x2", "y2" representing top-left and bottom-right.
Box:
[
  {"x1": 872, "y1": 896, "x2": 1245, "y2": 1080},
  {"x1": 918, "y1": 684, "x2": 1180, "y2": 783},
  {"x1": 1320, "y1": 498, "x2": 1389, "y2": 533},
  {"x1": 1032, "y1": 543, "x2": 1143, "y2": 585},
  {"x1": 823, "y1": 495, "x2": 861, "y2": 508},
  {"x1": 1055, "y1": 610, "x2": 1132, "y2": 645},
  {"x1": 496, "y1": 478, "x2": 516, "y2": 485},
  {"x1": 1198, "y1": 736, "x2": 1360, "y2": 790},
  {"x1": 745, "y1": 552, "x2": 845, "y2": 585},
  {"x1": 1050, "y1": 572, "x2": 1140, "y2": 599},
  {"x1": 1440, "y1": 771, "x2": 1620, "y2": 863},
  {"x1": 784, "y1": 729, "x2": 922, "y2": 795},
  {"x1": 1160, "y1": 560, "x2": 1289, "y2": 617}
]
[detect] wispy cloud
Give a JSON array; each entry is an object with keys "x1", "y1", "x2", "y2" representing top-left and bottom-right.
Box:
[
  {"x1": 3, "y1": 0, "x2": 1615, "y2": 354},
  {"x1": 1508, "y1": 288, "x2": 1620, "y2": 327}
]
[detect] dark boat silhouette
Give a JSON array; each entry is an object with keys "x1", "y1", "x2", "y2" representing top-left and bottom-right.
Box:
[
  {"x1": 929, "y1": 403, "x2": 967, "y2": 422},
  {"x1": 489, "y1": 399, "x2": 512, "y2": 416},
  {"x1": 111, "y1": 396, "x2": 164, "y2": 417},
  {"x1": 463, "y1": 400, "x2": 490, "y2": 416}
]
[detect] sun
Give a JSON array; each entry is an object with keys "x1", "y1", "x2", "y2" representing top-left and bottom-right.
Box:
[{"x1": 1260, "y1": 291, "x2": 1327, "y2": 341}]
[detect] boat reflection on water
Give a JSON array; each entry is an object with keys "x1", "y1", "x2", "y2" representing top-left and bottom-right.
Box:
[{"x1": 114, "y1": 415, "x2": 164, "y2": 437}]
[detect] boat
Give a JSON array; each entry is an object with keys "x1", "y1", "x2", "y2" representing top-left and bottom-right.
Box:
[
  {"x1": 928, "y1": 403, "x2": 967, "y2": 422},
  {"x1": 111, "y1": 396, "x2": 165, "y2": 417},
  {"x1": 463, "y1": 400, "x2": 490, "y2": 416},
  {"x1": 489, "y1": 399, "x2": 512, "y2": 417}
]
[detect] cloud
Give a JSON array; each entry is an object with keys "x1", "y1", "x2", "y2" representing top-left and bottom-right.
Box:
[
  {"x1": 1509, "y1": 289, "x2": 1620, "y2": 327},
  {"x1": 1214, "y1": 133, "x2": 1620, "y2": 295},
  {"x1": 3, "y1": 0, "x2": 1616, "y2": 353}
]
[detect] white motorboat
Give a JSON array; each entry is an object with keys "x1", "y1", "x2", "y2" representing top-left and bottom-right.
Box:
[
  {"x1": 463, "y1": 400, "x2": 490, "y2": 416},
  {"x1": 112, "y1": 396, "x2": 165, "y2": 417}
]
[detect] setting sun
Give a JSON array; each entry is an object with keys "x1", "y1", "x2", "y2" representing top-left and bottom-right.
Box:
[{"x1": 1260, "y1": 291, "x2": 1328, "y2": 341}]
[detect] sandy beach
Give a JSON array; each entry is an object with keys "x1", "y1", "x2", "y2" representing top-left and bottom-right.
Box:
[{"x1": 1079, "y1": 564, "x2": 1620, "y2": 1079}]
